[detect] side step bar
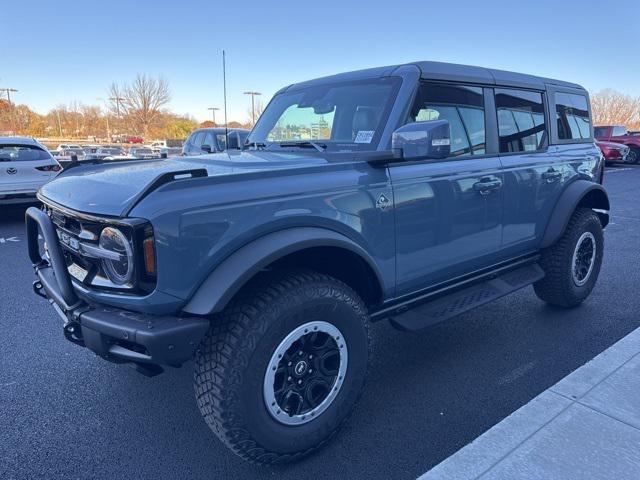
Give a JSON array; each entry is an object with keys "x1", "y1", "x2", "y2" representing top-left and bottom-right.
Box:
[{"x1": 390, "y1": 263, "x2": 545, "y2": 332}]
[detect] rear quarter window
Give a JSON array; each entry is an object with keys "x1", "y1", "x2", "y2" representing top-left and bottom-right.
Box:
[
  {"x1": 556, "y1": 93, "x2": 591, "y2": 141},
  {"x1": 0, "y1": 145, "x2": 52, "y2": 162}
]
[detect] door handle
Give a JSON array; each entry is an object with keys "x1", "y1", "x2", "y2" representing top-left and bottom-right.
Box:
[
  {"x1": 473, "y1": 177, "x2": 502, "y2": 195},
  {"x1": 541, "y1": 169, "x2": 562, "y2": 182}
]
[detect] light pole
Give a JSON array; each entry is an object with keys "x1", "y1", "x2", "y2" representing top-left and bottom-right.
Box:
[
  {"x1": 0, "y1": 87, "x2": 18, "y2": 135},
  {"x1": 243, "y1": 91, "x2": 262, "y2": 126},
  {"x1": 207, "y1": 107, "x2": 220, "y2": 126}
]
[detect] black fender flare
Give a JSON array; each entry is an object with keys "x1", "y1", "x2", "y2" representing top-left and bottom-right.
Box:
[
  {"x1": 540, "y1": 180, "x2": 610, "y2": 248},
  {"x1": 182, "y1": 227, "x2": 386, "y2": 315}
]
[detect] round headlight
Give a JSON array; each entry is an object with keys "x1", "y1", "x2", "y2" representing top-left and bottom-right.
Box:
[{"x1": 99, "y1": 227, "x2": 134, "y2": 285}]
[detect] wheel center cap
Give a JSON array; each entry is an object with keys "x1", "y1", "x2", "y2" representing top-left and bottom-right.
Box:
[{"x1": 294, "y1": 360, "x2": 308, "y2": 376}]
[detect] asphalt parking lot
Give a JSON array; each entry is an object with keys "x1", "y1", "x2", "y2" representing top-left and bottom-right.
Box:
[{"x1": 1, "y1": 165, "x2": 640, "y2": 480}]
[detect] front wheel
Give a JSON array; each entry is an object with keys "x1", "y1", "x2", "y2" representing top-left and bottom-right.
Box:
[
  {"x1": 194, "y1": 270, "x2": 370, "y2": 464},
  {"x1": 534, "y1": 208, "x2": 604, "y2": 307},
  {"x1": 627, "y1": 147, "x2": 640, "y2": 164}
]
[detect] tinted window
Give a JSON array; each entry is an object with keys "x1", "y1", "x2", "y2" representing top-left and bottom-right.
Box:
[
  {"x1": 0, "y1": 145, "x2": 52, "y2": 162},
  {"x1": 203, "y1": 131, "x2": 215, "y2": 150},
  {"x1": 556, "y1": 92, "x2": 591, "y2": 140},
  {"x1": 593, "y1": 127, "x2": 609, "y2": 139},
  {"x1": 190, "y1": 131, "x2": 205, "y2": 149},
  {"x1": 495, "y1": 89, "x2": 546, "y2": 153},
  {"x1": 612, "y1": 126, "x2": 628, "y2": 137},
  {"x1": 410, "y1": 84, "x2": 485, "y2": 157}
]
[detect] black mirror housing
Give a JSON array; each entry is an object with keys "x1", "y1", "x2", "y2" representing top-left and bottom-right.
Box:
[
  {"x1": 201, "y1": 144, "x2": 212, "y2": 153},
  {"x1": 392, "y1": 120, "x2": 451, "y2": 161}
]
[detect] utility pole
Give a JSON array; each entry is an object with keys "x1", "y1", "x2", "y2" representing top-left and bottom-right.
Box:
[
  {"x1": 56, "y1": 110, "x2": 63, "y2": 137},
  {"x1": 109, "y1": 96, "x2": 124, "y2": 118},
  {"x1": 0, "y1": 87, "x2": 18, "y2": 135},
  {"x1": 109, "y1": 96, "x2": 124, "y2": 138},
  {"x1": 243, "y1": 91, "x2": 262, "y2": 126},
  {"x1": 207, "y1": 107, "x2": 220, "y2": 126}
]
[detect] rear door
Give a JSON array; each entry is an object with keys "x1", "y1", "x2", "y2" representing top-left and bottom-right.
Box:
[
  {"x1": 498, "y1": 87, "x2": 594, "y2": 255},
  {"x1": 390, "y1": 83, "x2": 504, "y2": 295},
  {"x1": 0, "y1": 144, "x2": 56, "y2": 193}
]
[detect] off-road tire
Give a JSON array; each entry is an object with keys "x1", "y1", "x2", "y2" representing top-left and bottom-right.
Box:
[
  {"x1": 194, "y1": 269, "x2": 370, "y2": 464},
  {"x1": 534, "y1": 208, "x2": 604, "y2": 307}
]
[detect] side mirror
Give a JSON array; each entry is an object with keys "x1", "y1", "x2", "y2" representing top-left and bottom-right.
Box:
[
  {"x1": 392, "y1": 119, "x2": 450, "y2": 161},
  {"x1": 201, "y1": 144, "x2": 212, "y2": 153}
]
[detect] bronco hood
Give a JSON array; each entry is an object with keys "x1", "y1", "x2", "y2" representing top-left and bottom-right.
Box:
[{"x1": 38, "y1": 151, "x2": 331, "y2": 217}]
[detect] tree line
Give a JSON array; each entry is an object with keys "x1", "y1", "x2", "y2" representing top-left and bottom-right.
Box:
[
  {"x1": 0, "y1": 76, "x2": 638, "y2": 140},
  {"x1": 0, "y1": 74, "x2": 255, "y2": 140}
]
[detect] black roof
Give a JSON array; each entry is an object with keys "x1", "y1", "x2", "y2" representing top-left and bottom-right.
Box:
[
  {"x1": 414, "y1": 61, "x2": 583, "y2": 90},
  {"x1": 285, "y1": 61, "x2": 584, "y2": 93}
]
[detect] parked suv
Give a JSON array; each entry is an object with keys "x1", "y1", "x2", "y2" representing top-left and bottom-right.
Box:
[
  {"x1": 182, "y1": 127, "x2": 249, "y2": 155},
  {"x1": 26, "y1": 61, "x2": 608, "y2": 464},
  {"x1": 594, "y1": 125, "x2": 640, "y2": 163}
]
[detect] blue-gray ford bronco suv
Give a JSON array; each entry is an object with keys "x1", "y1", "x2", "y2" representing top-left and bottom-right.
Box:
[{"x1": 26, "y1": 61, "x2": 609, "y2": 464}]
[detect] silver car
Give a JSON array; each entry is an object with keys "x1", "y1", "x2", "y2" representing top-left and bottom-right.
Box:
[{"x1": 0, "y1": 137, "x2": 61, "y2": 204}]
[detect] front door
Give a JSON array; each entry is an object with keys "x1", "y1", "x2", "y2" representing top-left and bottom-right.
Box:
[{"x1": 391, "y1": 83, "x2": 503, "y2": 297}]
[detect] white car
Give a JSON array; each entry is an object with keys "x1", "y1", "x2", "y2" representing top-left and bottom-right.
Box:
[
  {"x1": 56, "y1": 143, "x2": 82, "y2": 151},
  {"x1": 0, "y1": 137, "x2": 61, "y2": 204}
]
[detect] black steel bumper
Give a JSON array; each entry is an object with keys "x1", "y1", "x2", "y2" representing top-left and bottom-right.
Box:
[{"x1": 25, "y1": 207, "x2": 209, "y2": 373}]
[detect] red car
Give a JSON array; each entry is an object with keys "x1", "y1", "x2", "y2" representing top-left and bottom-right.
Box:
[
  {"x1": 124, "y1": 135, "x2": 144, "y2": 144},
  {"x1": 597, "y1": 140, "x2": 630, "y2": 165},
  {"x1": 594, "y1": 125, "x2": 640, "y2": 163}
]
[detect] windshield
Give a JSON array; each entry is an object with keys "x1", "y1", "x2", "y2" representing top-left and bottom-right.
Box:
[{"x1": 247, "y1": 77, "x2": 401, "y2": 151}]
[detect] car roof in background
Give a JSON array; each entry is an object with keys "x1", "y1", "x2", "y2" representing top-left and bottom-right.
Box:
[
  {"x1": 193, "y1": 127, "x2": 250, "y2": 134},
  {"x1": 0, "y1": 136, "x2": 45, "y2": 147}
]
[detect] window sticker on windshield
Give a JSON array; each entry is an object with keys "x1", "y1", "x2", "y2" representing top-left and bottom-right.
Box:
[{"x1": 354, "y1": 131, "x2": 375, "y2": 143}]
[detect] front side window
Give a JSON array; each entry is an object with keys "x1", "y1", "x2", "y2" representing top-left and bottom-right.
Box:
[
  {"x1": 496, "y1": 89, "x2": 546, "y2": 153},
  {"x1": 409, "y1": 83, "x2": 486, "y2": 157},
  {"x1": 556, "y1": 92, "x2": 591, "y2": 140},
  {"x1": 247, "y1": 77, "x2": 401, "y2": 152},
  {"x1": 612, "y1": 125, "x2": 628, "y2": 137}
]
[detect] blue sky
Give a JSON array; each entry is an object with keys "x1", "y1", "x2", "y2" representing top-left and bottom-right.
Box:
[{"x1": 2, "y1": 0, "x2": 638, "y2": 122}]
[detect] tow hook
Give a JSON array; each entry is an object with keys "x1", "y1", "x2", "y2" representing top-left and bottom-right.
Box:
[
  {"x1": 63, "y1": 322, "x2": 85, "y2": 347},
  {"x1": 32, "y1": 280, "x2": 47, "y2": 299}
]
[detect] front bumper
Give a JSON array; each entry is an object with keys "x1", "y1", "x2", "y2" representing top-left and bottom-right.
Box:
[{"x1": 26, "y1": 207, "x2": 209, "y2": 373}]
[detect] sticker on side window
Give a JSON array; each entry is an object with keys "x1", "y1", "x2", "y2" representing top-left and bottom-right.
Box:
[{"x1": 354, "y1": 131, "x2": 374, "y2": 143}]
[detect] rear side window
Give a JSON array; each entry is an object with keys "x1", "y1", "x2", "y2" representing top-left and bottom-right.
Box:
[
  {"x1": 556, "y1": 92, "x2": 591, "y2": 140},
  {"x1": 495, "y1": 89, "x2": 546, "y2": 153},
  {"x1": 409, "y1": 83, "x2": 486, "y2": 157},
  {"x1": 0, "y1": 145, "x2": 52, "y2": 162}
]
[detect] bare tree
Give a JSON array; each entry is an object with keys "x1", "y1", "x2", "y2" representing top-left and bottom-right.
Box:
[
  {"x1": 108, "y1": 74, "x2": 170, "y2": 137},
  {"x1": 590, "y1": 89, "x2": 640, "y2": 128},
  {"x1": 246, "y1": 99, "x2": 265, "y2": 127}
]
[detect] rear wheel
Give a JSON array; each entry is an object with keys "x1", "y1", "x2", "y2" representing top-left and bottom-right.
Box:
[
  {"x1": 193, "y1": 270, "x2": 370, "y2": 464},
  {"x1": 627, "y1": 147, "x2": 640, "y2": 164},
  {"x1": 534, "y1": 208, "x2": 604, "y2": 307}
]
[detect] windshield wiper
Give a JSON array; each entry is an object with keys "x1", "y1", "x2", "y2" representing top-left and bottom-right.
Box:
[{"x1": 278, "y1": 141, "x2": 327, "y2": 152}]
